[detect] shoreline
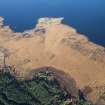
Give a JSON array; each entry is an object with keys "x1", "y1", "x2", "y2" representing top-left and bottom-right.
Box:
[{"x1": 0, "y1": 16, "x2": 105, "y2": 47}]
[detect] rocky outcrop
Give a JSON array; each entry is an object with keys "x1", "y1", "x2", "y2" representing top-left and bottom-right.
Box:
[
  {"x1": 0, "y1": 17, "x2": 4, "y2": 26},
  {"x1": 36, "y1": 17, "x2": 64, "y2": 28},
  {"x1": 61, "y1": 33, "x2": 105, "y2": 63},
  {"x1": 0, "y1": 47, "x2": 10, "y2": 68},
  {"x1": 0, "y1": 50, "x2": 4, "y2": 67}
]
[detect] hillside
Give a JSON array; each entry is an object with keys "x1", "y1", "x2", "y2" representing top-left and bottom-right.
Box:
[{"x1": 0, "y1": 17, "x2": 105, "y2": 103}]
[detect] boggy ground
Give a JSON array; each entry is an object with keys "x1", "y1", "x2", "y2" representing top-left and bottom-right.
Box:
[{"x1": 0, "y1": 17, "x2": 105, "y2": 104}]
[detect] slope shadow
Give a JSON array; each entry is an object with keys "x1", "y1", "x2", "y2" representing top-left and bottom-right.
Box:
[{"x1": 28, "y1": 66, "x2": 78, "y2": 97}]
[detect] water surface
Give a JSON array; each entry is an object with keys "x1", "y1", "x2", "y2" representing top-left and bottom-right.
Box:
[{"x1": 0, "y1": 0, "x2": 105, "y2": 46}]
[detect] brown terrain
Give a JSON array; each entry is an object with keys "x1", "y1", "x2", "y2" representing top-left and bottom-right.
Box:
[{"x1": 0, "y1": 17, "x2": 105, "y2": 103}]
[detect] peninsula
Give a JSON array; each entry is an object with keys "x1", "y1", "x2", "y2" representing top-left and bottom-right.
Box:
[{"x1": 0, "y1": 17, "x2": 105, "y2": 104}]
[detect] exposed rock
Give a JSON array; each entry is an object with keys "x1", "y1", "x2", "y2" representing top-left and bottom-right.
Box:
[
  {"x1": 35, "y1": 28, "x2": 46, "y2": 35},
  {"x1": 22, "y1": 31, "x2": 32, "y2": 38},
  {"x1": 0, "y1": 17, "x2": 4, "y2": 26},
  {"x1": 36, "y1": 17, "x2": 64, "y2": 28},
  {"x1": 0, "y1": 49, "x2": 5, "y2": 67},
  {"x1": 89, "y1": 47, "x2": 105, "y2": 62},
  {"x1": 3, "y1": 26, "x2": 13, "y2": 33}
]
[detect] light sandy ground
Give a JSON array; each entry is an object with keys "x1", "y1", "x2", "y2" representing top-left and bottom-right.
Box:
[{"x1": 0, "y1": 18, "x2": 105, "y2": 103}]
